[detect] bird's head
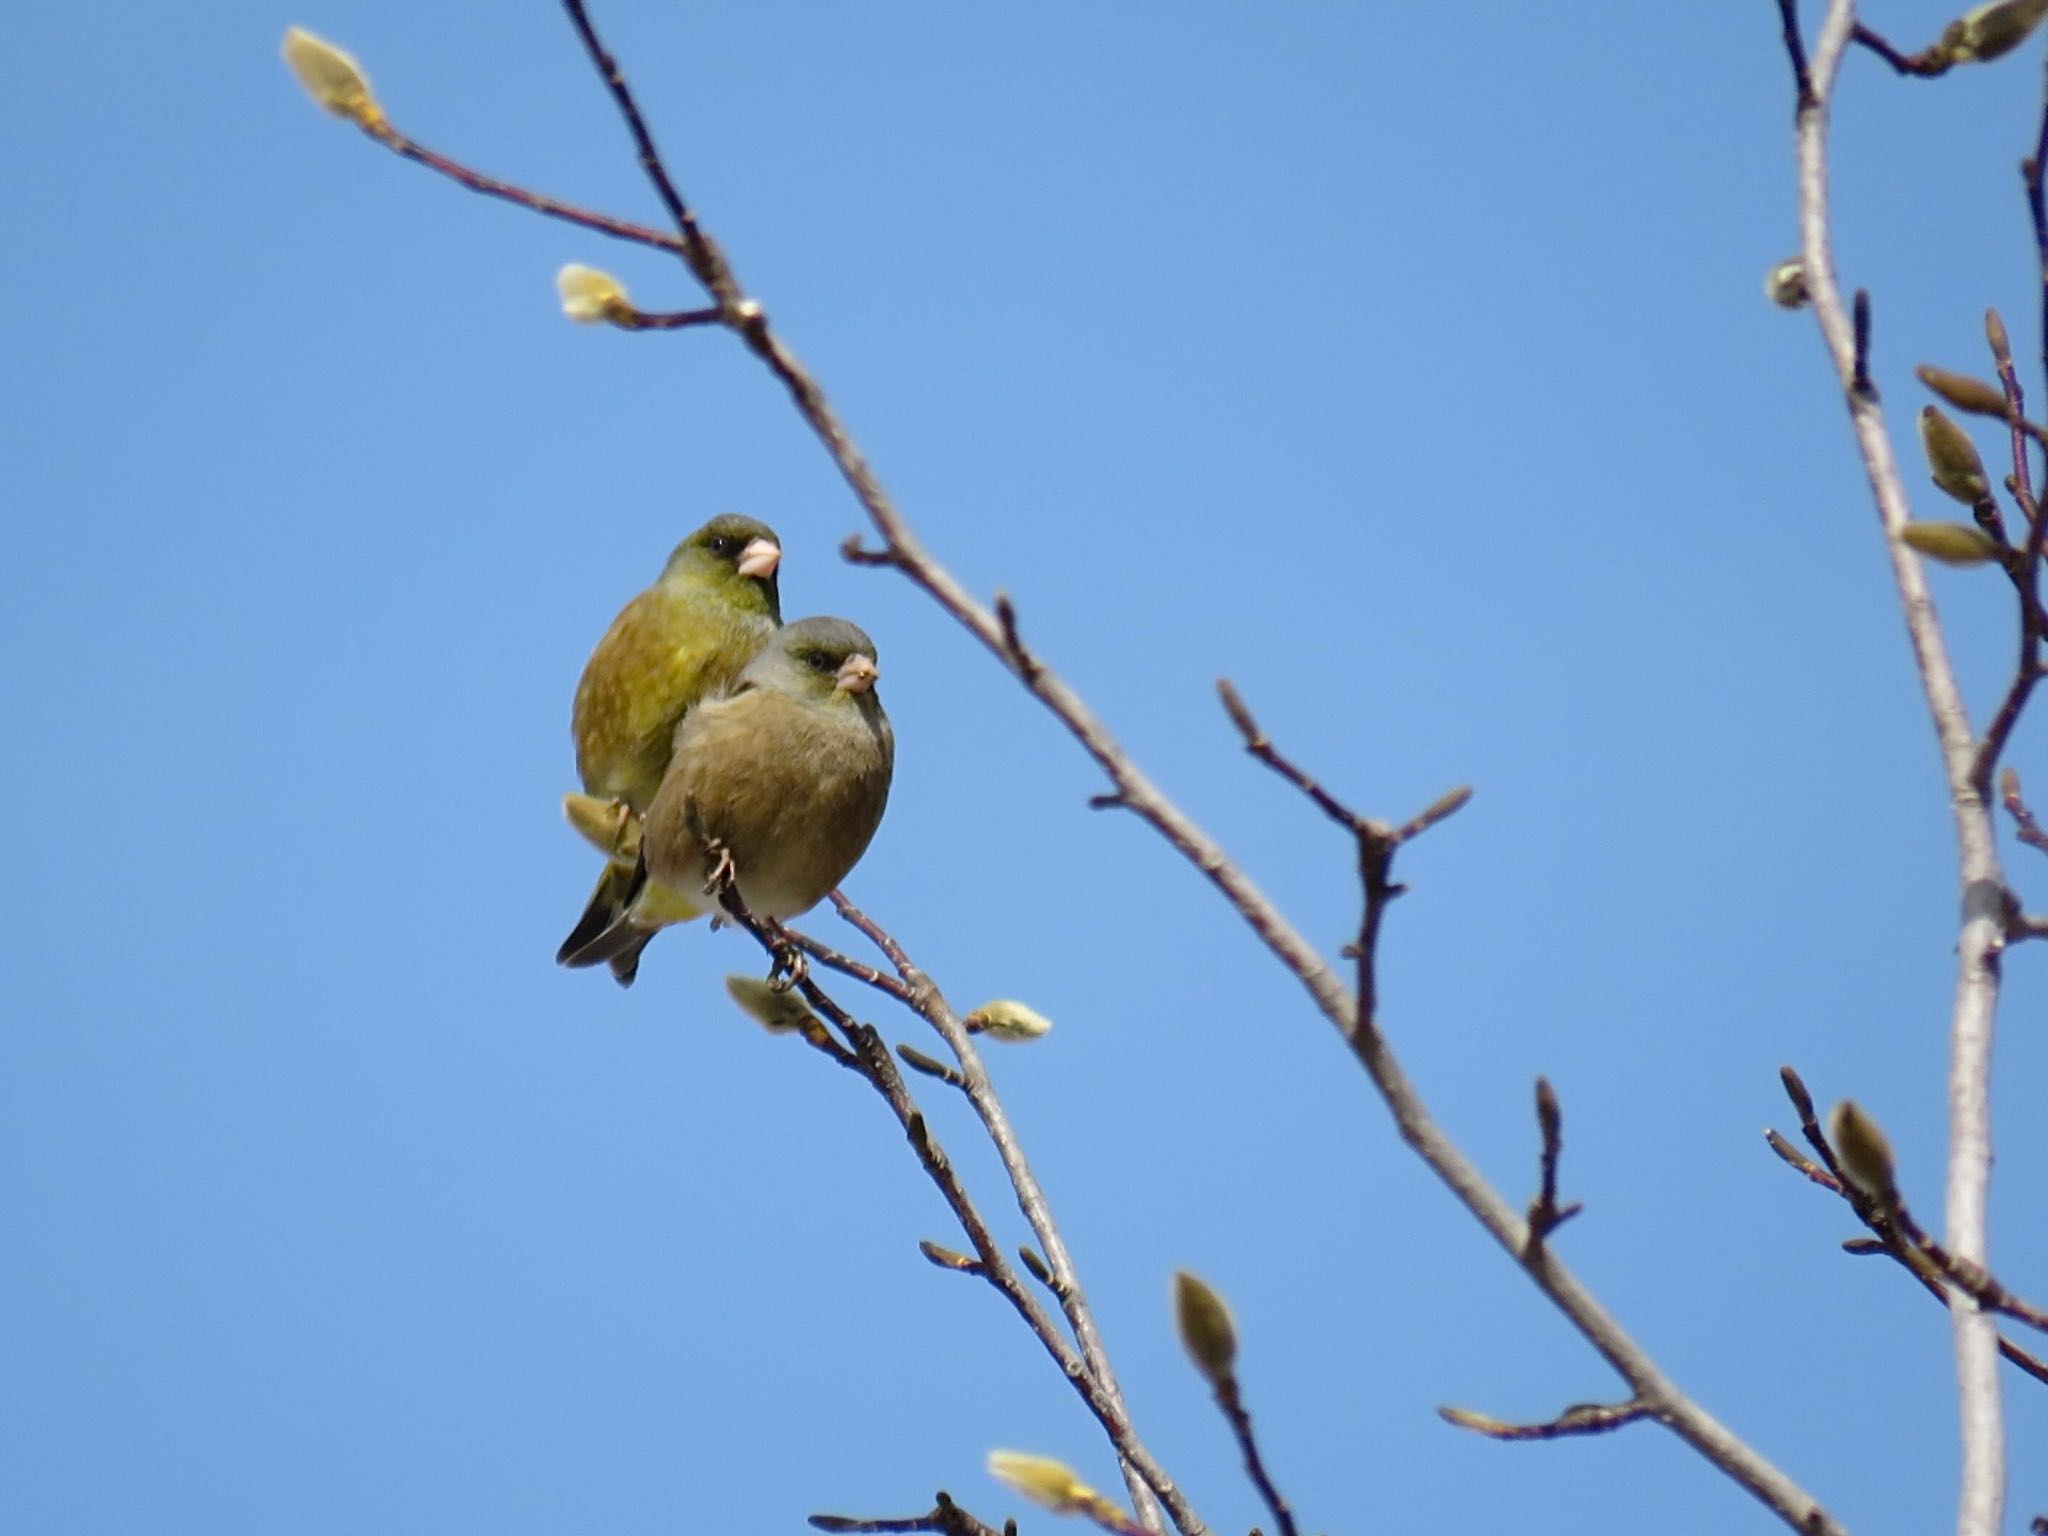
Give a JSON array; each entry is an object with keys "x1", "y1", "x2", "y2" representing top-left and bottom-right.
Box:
[
  {"x1": 663, "y1": 514, "x2": 783, "y2": 619},
  {"x1": 757, "y1": 616, "x2": 883, "y2": 707}
]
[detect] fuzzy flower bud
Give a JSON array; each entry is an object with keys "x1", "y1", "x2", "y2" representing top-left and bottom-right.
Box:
[
  {"x1": 1918, "y1": 405, "x2": 1992, "y2": 504},
  {"x1": 1917, "y1": 364, "x2": 2010, "y2": 420},
  {"x1": 1899, "y1": 522, "x2": 2005, "y2": 567},
  {"x1": 556, "y1": 263, "x2": 632, "y2": 325},
  {"x1": 986, "y1": 1451, "x2": 1094, "y2": 1515},
  {"x1": 724, "y1": 974, "x2": 818, "y2": 1034},
  {"x1": 1828, "y1": 1099, "x2": 1898, "y2": 1203},
  {"x1": 1948, "y1": 0, "x2": 2048, "y2": 62},
  {"x1": 964, "y1": 998, "x2": 1053, "y2": 1042},
  {"x1": 281, "y1": 27, "x2": 382, "y2": 126},
  {"x1": 1764, "y1": 259, "x2": 1808, "y2": 310},
  {"x1": 1172, "y1": 1270, "x2": 1239, "y2": 1389},
  {"x1": 562, "y1": 792, "x2": 640, "y2": 860}
]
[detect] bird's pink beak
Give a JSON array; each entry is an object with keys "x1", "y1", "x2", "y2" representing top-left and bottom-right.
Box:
[
  {"x1": 737, "y1": 538, "x2": 782, "y2": 581},
  {"x1": 835, "y1": 653, "x2": 879, "y2": 693}
]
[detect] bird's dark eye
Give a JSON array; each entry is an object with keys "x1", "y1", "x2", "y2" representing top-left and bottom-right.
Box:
[
  {"x1": 804, "y1": 649, "x2": 835, "y2": 672},
  {"x1": 707, "y1": 534, "x2": 738, "y2": 557}
]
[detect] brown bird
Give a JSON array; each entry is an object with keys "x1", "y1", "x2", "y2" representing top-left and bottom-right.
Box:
[
  {"x1": 557, "y1": 515, "x2": 782, "y2": 985},
  {"x1": 561, "y1": 618, "x2": 894, "y2": 973}
]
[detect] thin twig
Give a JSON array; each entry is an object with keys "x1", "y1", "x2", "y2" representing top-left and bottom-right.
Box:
[
  {"x1": 1213, "y1": 1380, "x2": 1298, "y2": 1536},
  {"x1": 810, "y1": 1492, "x2": 1011, "y2": 1536},
  {"x1": 701, "y1": 880, "x2": 1192, "y2": 1536},
  {"x1": 1785, "y1": 7, "x2": 2007, "y2": 1531},
  {"x1": 613, "y1": 304, "x2": 724, "y2": 331},
  {"x1": 357, "y1": 120, "x2": 686, "y2": 253},
  {"x1": 1778, "y1": 0, "x2": 1814, "y2": 105},
  {"x1": 2000, "y1": 766, "x2": 2048, "y2": 859},
  {"x1": 1847, "y1": 23, "x2": 1950, "y2": 78},
  {"x1": 1852, "y1": 288, "x2": 1877, "y2": 399},
  {"x1": 560, "y1": 0, "x2": 732, "y2": 303},
  {"x1": 1216, "y1": 678, "x2": 1369, "y2": 835},
  {"x1": 1893, "y1": 1204, "x2": 2048, "y2": 1335},
  {"x1": 1766, "y1": 1095, "x2": 2048, "y2": 1386},
  {"x1": 1525, "y1": 1077, "x2": 1584, "y2": 1254},
  {"x1": 1971, "y1": 310, "x2": 2044, "y2": 792},
  {"x1": 784, "y1": 925, "x2": 916, "y2": 1005},
  {"x1": 345, "y1": 7, "x2": 1855, "y2": 1530},
  {"x1": 1439, "y1": 1399, "x2": 1653, "y2": 1441},
  {"x1": 826, "y1": 894, "x2": 1190, "y2": 1536}
]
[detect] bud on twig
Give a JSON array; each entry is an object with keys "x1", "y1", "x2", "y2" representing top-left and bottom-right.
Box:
[
  {"x1": 281, "y1": 27, "x2": 383, "y2": 126},
  {"x1": 1988, "y1": 308, "x2": 2015, "y2": 366},
  {"x1": 1019, "y1": 1245, "x2": 1054, "y2": 1286},
  {"x1": 1944, "y1": 0, "x2": 2048, "y2": 62},
  {"x1": 562, "y1": 792, "x2": 640, "y2": 859},
  {"x1": 1828, "y1": 1100, "x2": 1899, "y2": 1203},
  {"x1": 986, "y1": 1451, "x2": 1093, "y2": 1514},
  {"x1": 556, "y1": 263, "x2": 632, "y2": 325},
  {"x1": 1918, "y1": 364, "x2": 2011, "y2": 420},
  {"x1": 1918, "y1": 406, "x2": 1992, "y2": 504},
  {"x1": 724, "y1": 974, "x2": 818, "y2": 1034},
  {"x1": 1172, "y1": 1270, "x2": 1239, "y2": 1389},
  {"x1": 964, "y1": 999, "x2": 1054, "y2": 1042},
  {"x1": 918, "y1": 1239, "x2": 979, "y2": 1272},
  {"x1": 1764, "y1": 259, "x2": 1809, "y2": 310},
  {"x1": 1900, "y1": 522, "x2": 2005, "y2": 567}
]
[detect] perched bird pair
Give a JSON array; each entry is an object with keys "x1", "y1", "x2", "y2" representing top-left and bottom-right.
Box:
[{"x1": 556, "y1": 514, "x2": 894, "y2": 986}]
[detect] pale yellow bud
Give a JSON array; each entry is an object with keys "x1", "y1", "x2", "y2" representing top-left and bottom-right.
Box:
[
  {"x1": 987, "y1": 1451, "x2": 1093, "y2": 1515},
  {"x1": 1900, "y1": 522, "x2": 2005, "y2": 567},
  {"x1": 964, "y1": 998, "x2": 1053, "y2": 1041},
  {"x1": 281, "y1": 27, "x2": 382, "y2": 126},
  {"x1": 563, "y1": 792, "x2": 640, "y2": 860},
  {"x1": 1172, "y1": 1270, "x2": 1238, "y2": 1388},
  {"x1": 556, "y1": 263, "x2": 632, "y2": 325},
  {"x1": 1828, "y1": 1100, "x2": 1898, "y2": 1202},
  {"x1": 1919, "y1": 406, "x2": 1991, "y2": 504},
  {"x1": 724, "y1": 974, "x2": 818, "y2": 1034},
  {"x1": 1950, "y1": 0, "x2": 2048, "y2": 61},
  {"x1": 1764, "y1": 259, "x2": 1808, "y2": 310}
]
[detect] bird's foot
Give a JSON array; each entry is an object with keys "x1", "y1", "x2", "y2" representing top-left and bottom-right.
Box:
[
  {"x1": 607, "y1": 799, "x2": 637, "y2": 858},
  {"x1": 699, "y1": 838, "x2": 737, "y2": 898},
  {"x1": 767, "y1": 924, "x2": 810, "y2": 992}
]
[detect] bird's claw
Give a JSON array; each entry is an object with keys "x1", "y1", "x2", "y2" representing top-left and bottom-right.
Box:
[
  {"x1": 699, "y1": 838, "x2": 737, "y2": 897},
  {"x1": 767, "y1": 928, "x2": 810, "y2": 992},
  {"x1": 607, "y1": 799, "x2": 637, "y2": 858}
]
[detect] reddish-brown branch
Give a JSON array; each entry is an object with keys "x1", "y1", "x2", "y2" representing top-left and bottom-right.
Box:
[{"x1": 359, "y1": 120, "x2": 686, "y2": 253}]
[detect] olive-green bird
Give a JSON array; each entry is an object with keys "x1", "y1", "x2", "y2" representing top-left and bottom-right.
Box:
[
  {"x1": 557, "y1": 514, "x2": 783, "y2": 985},
  {"x1": 561, "y1": 617, "x2": 894, "y2": 973}
]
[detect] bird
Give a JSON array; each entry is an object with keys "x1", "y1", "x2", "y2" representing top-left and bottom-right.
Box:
[
  {"x1": 557, "y1": 514, "x2": 783, "y2": 985},
  {"x1": 560, "y1": 617, "x2": 894, "y2": 975}
]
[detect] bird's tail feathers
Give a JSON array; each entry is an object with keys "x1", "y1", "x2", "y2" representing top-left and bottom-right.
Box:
[
  {"x1": 557, "y1": 855, "x2": 704, "y2": 987},
  {"x1": 557, "y1": 858, "x2": 644, "y2": 969}
]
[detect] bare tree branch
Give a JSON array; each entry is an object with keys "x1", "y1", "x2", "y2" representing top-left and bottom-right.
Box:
[
  {"x1": 1765, "y1": 1087, "x2": 2048, "y2": 1388},
  {"x1": 1847, "y1": 23, "x2": 1952, "y2": 78},
  {"x1": 1524, "y1": 1076, "x2": 1584, "y2": 1255},
  {"x1": 1782, "y1": 6, "x2": 2010, "y2": 1531},
  {"x1": 1439, "y1": 1399, "x2": 1653, "y2": 1442},
  {"x1": 2001, "y1": 766, "x2": 2048, "y2": 860},
  {"x1": 1209, "y1": 1377, "x2": 1297, "y2": 1536},
  {"x1": 810, "y1": 1492, "x2": 1012, "y2": 1536},
  {"x1": 695, "y1": 856, "x2": 1199, "y2": 1536},
  {"x1": 326, "y1": 6, "x2": 1861, "y2": 1531},
  {"x1": 351, "y1": 116, "x2": 686, "y2": 254},
  {"x1": 1970, "y1": 311, "x2": 2045, "y2": 791}
]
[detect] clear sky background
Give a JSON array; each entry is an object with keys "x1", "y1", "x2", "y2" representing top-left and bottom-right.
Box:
[{"x1": 7, "y1": 3, "x2": 2048, "y2": 1533}]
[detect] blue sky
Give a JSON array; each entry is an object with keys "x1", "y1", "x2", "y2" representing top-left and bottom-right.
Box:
[{"x1": 7, "y1": 3, "x2": 2048, "y2": 1533}]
